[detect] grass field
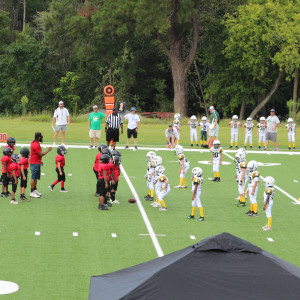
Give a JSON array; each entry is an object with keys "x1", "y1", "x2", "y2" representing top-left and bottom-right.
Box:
[{"x1": 0, "y1": 119, "x2": 299, "y2": 299}]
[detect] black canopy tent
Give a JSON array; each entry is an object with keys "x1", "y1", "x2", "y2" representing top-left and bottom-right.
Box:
[{"x1": 89, "y1": 233, "x2": 300, "y2": 300}]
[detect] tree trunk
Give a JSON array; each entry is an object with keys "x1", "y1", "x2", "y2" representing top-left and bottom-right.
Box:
[
  {"x1": 0, "y1": 0, "x2": 5, "y2": 10},
  {"x1": 292, "y1": 68, "x2": 299, "y2": 121},
  {"x1": 11, "y1": 0, "x2": 21, "y2": 40},
  {"x1": 249, "y1": 71, "x2": 284, "y2": 119},
  {"x1": 22, "y1": 0, "x2": 26, "y2": 31},
  {"x1": 239, "y1": 100, "x2": 246, "y2": 121}
]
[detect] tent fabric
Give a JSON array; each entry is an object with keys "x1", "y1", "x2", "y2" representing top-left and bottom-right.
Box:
[{"x1": 89, "y1": 232, "x2": 300, "y2": 300}]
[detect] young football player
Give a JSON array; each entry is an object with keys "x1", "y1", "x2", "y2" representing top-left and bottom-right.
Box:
[
  {"x1": 154, "y1": 166, "x2": 170, "y2": 211},
  {"x1": 19, "y1": 147, "x2": 30, "y2": 201},
  {"x1": 1, "y1": 147, "x2": 13, "y2": 197},
  {"x1": 102, "y1": 148, "x2": 115, "y2": 206},
  {"x1": 286, "y1": 118, "x2": 296, "y2": 150},
  {"x1": 151, "y1": 155, "x2": 163, "y2": 207},
  {"x1": 234, "y1": 148, "x2": 247, "y2": 200},
  {"x1": 262, "y1": 176, "x2": 275, "y2": 231},
  {"x1": 245, "y1": 160, "x2": 260, "y2": 217},
  {"x1": 97, "y1": 154, "x2": 110, "y2": 210},
  {"x1": 235, "y1": 151, "x2": 248, "y2": 206},
  {"x1": 187, "y1": 167, "x2": 205, "y2": 221},
  {"x1": 109, "y1": 155, "x2": 121, "y2": 204},
  {"x1": 144, "y1": 151, "x2": 156, "y2": 201},
  {"x1": 243, "y1": 117, "x2": 253, "y2": 149},
  {"x1": 7, "y1": 137, "x2": 16, "y2": 152},
  {"x1": 230, "y1": 115, "x2": 240, "y2": 148},
  {"x1": 174, "y1": 145, "x2": 190, "y2": 188},
  {"x1": 93, "y1": 144, "x2": 107, "y2": 196},
  {"x1": 210, "y1": 140, "x2": 222, "y2": 182},
  {"x1": 173, "y1": 113, "x2": 181, "y2": 144},
  {"x1": 48, "y1": 145, "x2": 68, "y2": 192},
  {"x1": 199, "y1": 116, "x2": 210, "y2": 147},
  {"x1": 257, "y1": 117, "x2": 266, "y2": 149},
  {"x1": 188, "y1": 115, "x2": 199, "y2": 147},
  {"x1": 10, "y1": 154, "x2": 20, "y2": 204}
]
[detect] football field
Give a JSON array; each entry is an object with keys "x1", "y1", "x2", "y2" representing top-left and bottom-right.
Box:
[{"x1": 0, "y1": 143, "x2": 299, "y2": 299}]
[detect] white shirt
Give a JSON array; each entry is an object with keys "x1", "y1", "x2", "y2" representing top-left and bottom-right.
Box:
[
  {"x1": 266, "y1": 115, "x2": 280, "y2": 133},
  {"x1": 124, "y1": 113, "x2": 140, "y2": 130},
  {"x1": 53, "y1": 107, "x2": 69, "y2": 125}
]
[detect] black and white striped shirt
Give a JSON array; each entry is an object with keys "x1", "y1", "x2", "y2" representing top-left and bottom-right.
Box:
[{"x1": 106, "y1": 113, "x2": 123, "y2": 129}]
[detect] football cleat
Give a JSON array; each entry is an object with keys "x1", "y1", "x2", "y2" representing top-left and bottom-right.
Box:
[
  {"x1": 98, "y1": 204, "x2": 108, "y2": 210},
  {"x1": 196, "y1": 217, "x2": 205, "y2": 221},
  {"x1": 146, "y1": 197, "x2": 154, "y2": 201},
  {"x1": 30, "y1": 192, "x2": 40, "y2": 198},
  {"x1": 152, "y1": 202, "x2": 161, "y2": 208},
  {"x1": 244, "y1": 211, "x2": 252, "y2": 215},
  {"x1": 34, "y1": 190, "x2": 42, "y2": 196},
  {"x1": 237, "y1": 201, "x2": 246, "y2": 207},
  {"x1": 186, "y1": 215, "x2": 195, "y2": 219},
  {"x1": 174, "y1": 185, "x2": 182, "y2": 189},
  {"x1": 249, "y1": 213, "x2": 258, "y2": 217},
  {"x1": 60, "y1": 188, "x2": 68, "y2": 193},
  {"x1": 48, "y1": 185, "x2": 54, "y2": 191},
  {"x1": 263, "y1": 226, "x2": 272, "y2": 231},
  {"x1": 10, "y1": 200, "x2": 18, "y2": 205},
  {"x1": 159, "y1": 207, "x2": 167, "y2": 211},
  {"x1": 144, "y1": 194, "x2": 150, "y2": 198}
]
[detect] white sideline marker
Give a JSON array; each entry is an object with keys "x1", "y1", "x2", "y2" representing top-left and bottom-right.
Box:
[
  {"x1": 68, "y1": 174, "x2": 72, "y2": 176},
  {"x1": 111, "y1": 233, "x2": 117, "y2": 238},
  {"x1": 35, "y1": 231, "x2": 40, "y2": 236},
  {"x1": 41, "y1": 173, "x2": 45, "y2": 176},
  {"x1": 121, "y1": 164, "x2": 164, "y2": 257},
  {"x1": 73, "y1": 232, "x2": 78, "y2": 237},
  {"x1": 293, "y1": 180, "x2": 298, "y2": 183},
  {"x1": 267, "y1": 238, "x2": 274, "y2": 242},
  {"x1": 190, "y1": 235, "x2": 196, "y2": 240}
]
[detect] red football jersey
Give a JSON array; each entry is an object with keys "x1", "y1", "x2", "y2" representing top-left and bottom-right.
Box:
[
  {"x1": 113, "y1": 165, "x2": 120, "y2": 181},
  {"x1": 19, "y1": 157, "x2": 29, "y2": 170},
  {"x1": 1, "y1": 155, "x2": 11, "y2": 173},
  {"x1": 93, "y1": 153, "x2": 102, "y2": 171},
  {"x1": 55, "y1": 155, "x2": 65, "y2": 167},
  {"x1": 98, "y1": 162, "x2": 110, "y2": 180},
  {"x1": 10, "y1": 162, "x2": 20, "y2": 177}
]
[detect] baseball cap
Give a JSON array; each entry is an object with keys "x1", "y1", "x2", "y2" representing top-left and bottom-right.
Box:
[
  {"x1": 130, "y1": 107, "x2": 137, "y2": 111},
  {"x1": 93, "y1": 105, "x2": 98, "y2": 109},
  {"x1": 59, "y1": 101, "x2": 64, "y2": 105},
  {"x1": 270, "y1": 108, "x2": 276, "y2": 112},
  {"x1": 209, "y1": 106, "x2": 214, "y2": 110}
]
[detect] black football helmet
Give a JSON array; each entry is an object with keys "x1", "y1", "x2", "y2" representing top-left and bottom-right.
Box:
[
  {"x1": 111, "y1": 150, "x2": 121, "y2": 157},
  {"x1": 113, "y1": 155, "x2": 121, "y2": 166},
  {"x1": 3, "y1": 147, "x2": 13, "y2": 156},
  {"x1": 20, "y1": 147, "x2": 30, "y2": 158},
  {"x1": 57, "y1": 145, "x2": 67, "y2": 156},
  {"x1": 97, "y1": 144, "x2": 107, "y2": 152},
  {"x1": 102, "y1": 148, "x2": 111, "y2": 157},
  {"x1": 100, "y1": 154, "x2": 110, "y2": 164},
  {"x1": 7, "y1": 137, "x2": 16, "y2": 147},
  {"x1": 11, "y1": 153, "x2": 20, "y2": 163}
]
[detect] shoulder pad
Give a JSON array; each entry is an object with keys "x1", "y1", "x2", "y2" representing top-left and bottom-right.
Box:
[
  {"x1": 178, "y1": 154, "x2": 184, "y2": 160},
  {"x1": 240, "y1": 162, "x2": 247, "y2": 168},
  {"x1": 253, "y1": 171, "x2": 260, "y2": 178},
  {"x1": 219, "y1": 147, "x2": 223, "y2": 153}
]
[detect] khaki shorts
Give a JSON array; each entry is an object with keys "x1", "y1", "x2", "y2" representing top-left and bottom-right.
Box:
[
  {"x1": 209, "y1": 125, "x2": 219, "y2": 137},
  {"x1": 266, "y1": 132, "x2": 277, "y2": 142},
  {"x1": 89, "y1": 129, "x2": 101, "y2": 138},
  {"x1": 55, "y1": 124, "x2": 67, "y2": 132}
]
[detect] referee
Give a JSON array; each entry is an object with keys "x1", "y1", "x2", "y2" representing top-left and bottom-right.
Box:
[{"x1": 105, "y1": 107, "x2": 123, "y2": 150}]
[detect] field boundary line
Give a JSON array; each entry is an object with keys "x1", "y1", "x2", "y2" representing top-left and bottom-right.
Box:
[
  {"x1": 223, "y1": 151, "x2": 299, "y2": 205},
  {"x1": 120, "y1": 164, "x2": 164, "y2": 257}
]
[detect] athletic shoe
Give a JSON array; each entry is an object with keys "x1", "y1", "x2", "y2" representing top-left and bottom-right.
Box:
[
  {"x1": 159, "y1": 207, "x2": 167, "y2": 211},
  {"x1": 135, "y1": 146, "x2": 138, "y2": 149},
  {"x1": 150, "y1": 202, "x2": 156, "y2": 206},
  {"x1": 48, "y1": 185, "x2": 54, "y2": 192},
  {"x1": 262, "y1": 225, "x2": 268, "y2": 229},
  {"x1": 106, "y1": 202, "x2": 112, "y2": 207},
  {"x1": 186, "y1": 215, "x2": 195, "y2": 219},
  {"x1": 250, "y1": 146, "x2": 252, "y2": 149},
  {"x1": 273, "y1": 148, "x2": 279, "y2": 151},
  {"x1": 263, "y1": 226, "x2": 272, "y2": 231},
  {"x1": 60, "y1": 188, "x2": 68, "y2": 193},
  {"x1": 10, "y1": 200, "x2": 18, "y2": 204},
  {"x1": 235, "y1": 146, "x2": 239, "y2": 149},
  {"x1": 152, "y1": 202, "x2": 161, "y2": 208},
  {"x1": 174, "y1": 185, "x2": 182, "y2": 189},
  {"x1": 289, "y1": 147, "x2": 291, "y2": 150},
  {"x1": 98, "y1": 204, "x2": 108, "y2": 210},
  {"x1": 259, "y1": 146, "x2": 261, "y2": 149},
  {"x1": 125, "y1": 146, "x2": 129, "y2": 149},
  {"x1": 196, "y1": 144, "x2": 199, "y2": 147},
  {"x1": 190, "y1": 144, "x2": 193, "y2": 147},
  {"x1": 146, "y1": 197, "x2": 154, "y2": 201},
  {"x1": 181, "y1": 186, "x2": 188, "y2": 188},
  {"x1": 211, "y1": 178, "x2": 217, "y2": 181},
  {"x1": 237, "y1": 201, "x2": 246, "y2": 207},
  {"x1": 6, "y1": 191, "x2": 11, "y2": 196},
  {"x1": 263, "y1": 147, "x2": 267, "y2": 150},
  {"x1": 34, "y1": 190, "x2": 42, "y2": 196},
  {"x1": 30, "y1": 192, "x2": 40, "y2": 198},
  {"x1": 229, "y1": 146, "x2": 233, "y2": 149},
  {"x1": 244, "y1": 210, "x2": 252, "y2": 215},
  {"x1": 196, "y1": 217, "x2": 205, "y2": 221},
  {"x1": 88, "y1": 145, "x2": 93, "y2": 149},
  {"x1": 293, "y1": 147, "x2": 295, "y2": 150},
  {"x1": 53, "y1": 143, "x2": 56, "y2": 146},
  {"x1": 144, "y1": 194, "x2": 150, "y2": 199},
  {"x1": 249, "y1": 213, "x2": 258, "y2": 217},
  {"x1": 244, "y1": 146, "x2": 246, "y2": 149},
  {"x1": 215, "y1": 178, "x2": 220, "y2": 182},
  {"x1": 20, "y1": 196, "x2": 29, "y2": 202},
  {"x1": 1, "y1": 192, "x2": 7, "y2": 197},
  {"x1": 94, "y1": 193, "x2": 100, "y2": 197},
  {"x1": 235, "y1": 196, "x2": 240, "y2": 200},
  {"x1": 61, "y1": 143, "x2": 65, "y2": 146},
  {"x1": 111, "y1": 200, "x2": 120, "y2": 204}
]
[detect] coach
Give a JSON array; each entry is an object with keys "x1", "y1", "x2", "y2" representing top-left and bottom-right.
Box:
[
  {"x1": 105, "y1": 107, "x2": 123, "y2": 150},
  {"x1": 123, "y1": 107, "x2": 140, "y2": 149},
  {"x1": 51, "y1": 101, "x2": 70, "y2": 146},
  {"x1": 88, "y1": 105, "x2": 106, "y2": 149},
  {"x1": 29, "y1": 132, "x2": 52, "y2": 198},
  {"x1": 264, "y1": 108, "x2": 280, "y2": 151},
  {"x1": 208, "y1": 106, "x2": 220, "y2": 145},
  {"x1": 165, "y1": 124, "x2": 177, "y2": 148}
]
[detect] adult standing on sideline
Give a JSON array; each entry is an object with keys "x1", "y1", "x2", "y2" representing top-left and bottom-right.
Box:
[
  {"x1": 264, "y1": 108, "x2": 280, "y2": 151},
  {"x1": 51, "y1": 101, "x2": 70, "y2": 146},
  {"x1": 88, "y1": 105, "x2": 106, "y2": 149},
  {"x1": 29, "y1": 132, "x2": 52, "y2": 198},
  {"x1": 105, "y1": 107, "x2": 123, "y2": 150},
  {"x1": 165, "y1": 124, "x2": 177, "y2": 149},
  {"x1": 208, "y1": 106, "x2": 220, "y2": 144},
  {"x1": 123, "y1": 107, "x2": 140, "y2": 149}
]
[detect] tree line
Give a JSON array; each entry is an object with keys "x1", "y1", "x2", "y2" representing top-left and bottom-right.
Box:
[{"x1": 0, "y1": 0, "x2": 299, "y2": 120}]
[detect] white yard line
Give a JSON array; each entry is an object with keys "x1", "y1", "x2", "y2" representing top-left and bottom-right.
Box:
[{"x1": 120, "y1": 164, "x2": 164, "y2": 257}]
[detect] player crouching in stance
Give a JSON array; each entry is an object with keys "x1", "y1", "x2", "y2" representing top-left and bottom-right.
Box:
[
  {"x1": 174, "y1": 145, "x2": 190, "y2": 188},
  {"x1": 210, "y1": 140, "x2": 222, "y2": 182},
  {"x1": 48, "y1": 146, "x2": 68, "y2": 192},
  {"x1": 262, "y1": 176, "x2": 275, "y2": 231},
  {"x1": 109, "y1": 154, "x2": 121, "y2": 204},
  {"x1": 235, "y1": 150, "x2": 248, "y2": 206},
  {"x1": 257, "y1": 117, "x2": 266, "y2": 149},
  {"x1": 286, "y1": 118, "x2": 296, "y2": 150},
  {"x1": 187, "y1": 167, "x2": 205, "y2": 221},
  {"x1": 10, "y1": 154, "x2": 20, "y2": 204},
  {"x1": 144, "y1": 151, "x2": 156, "y2": 201},
  {"x1": 245, "y1": 160, "x2": 260, "y2": 217},
  {"x1": 188, "y1": 115, "x2": 199, "y2": 147},
  {"x1": 154, "y1": 166, "x2": 170, "y2": 211},
  {"x1": 243, "y1": 117, "x2": 253, "y2": 149},
  {"x1": 229, "y1": 115, "x2": 240, "y2": 148},
  {"x1": 19, "y1": 147, "x2": 30, "y2": 202}
]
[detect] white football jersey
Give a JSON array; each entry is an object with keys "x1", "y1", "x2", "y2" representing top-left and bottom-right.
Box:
[
  {"x1": 192, "y1": 176, "x2": 204, "y2": 193},
  {"x1": 244, "y1": 122, "x2": 254, "y2": 133},
  {"x1": 264, "y1": 187, "x2": 275, "y2": 203},
  {"x1": 189, "y1": 120, "x2": 198, "y2": 129},
  {"x1": 177, "y1": 153, "x2": 188, "y2": 166},
  {"x1": 257, "y1": 123, "x2": 266, "y2": 133},
  {"x1": 173, "y1": 119, "x2": 180, "y2": 129},
  {"x1": 248, "y1": 171, "x2": 260, "y2": 187},
  {"x1": 200, "y1": 121, "x2": 210, "y2": 132},
  {"x1": 287, "y1": 123, "x2": 295, "y2": 133},
  {"x1": 156, "y1": 175, "x2": 169, "y2": 189},
  {"x1": 231, "y1": 121, "x2": 240, "y2": 133},
  {"x1": 210, "y1": 146, "x2": 223, "y2": 161}
]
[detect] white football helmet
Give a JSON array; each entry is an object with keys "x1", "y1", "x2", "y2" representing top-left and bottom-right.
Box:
[
  {"x1": 192, "y1": 167, "x2": 203, "y2": 177},
  {"x1": 201, "y1": 116, "x2": 207, "y2": 121},
  {"x1": 175, "y1": 145, "x2": 184, "y2": 155},
  {"x1": 236, "y1": 148, "x2": 247, "y2": 156},
  {"x1": 146, "y1": 151, "x2": 156, "y2": 162},
  {"x1": 288, "y1": 118, "x2": 293, "y2": 123},
  {"x1": 190, "y1": 115, "x2": 197, "y2": 121},
  {"x1": 247, "y1": 117, "x2": 252, "y2": 124},
  {"x1": 248, "y1": 160, "x2": 258, "y2": 172},
  {"x1": 264, "y1": 176, "x2": 275, "y2": 187},
  {"x1": 232, "y1": 115, "x2": 238, "y2": 120},
  {"x1": 156, "y1": 165, "x2": 165, "y2": 176},
  {"x1": 260, "y1": 116, "x2": 265, "y2": 122},
  {"x1": 213, "y1": 140, "x2": 220, "y2": 148},
  {"x1": 174, "y1": 113, "x2": 180, "y2": 120},
  {"x1": 152, "y1": 156, "x2": 162, "y2": 167},
  {"x1": 235, "y1": 151, "x2": 246, "y2": 162}
]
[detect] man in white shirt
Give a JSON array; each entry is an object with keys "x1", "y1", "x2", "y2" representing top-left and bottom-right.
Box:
[
  {"x1": 264, "y1": 108, "x2": 280, "y2": 151},
  {"x1": 123, "y1": 107, "x2": 140, "y2": 149},
  {"x1": 51, "y1": 101, "x2": 70, "y2": 146}
]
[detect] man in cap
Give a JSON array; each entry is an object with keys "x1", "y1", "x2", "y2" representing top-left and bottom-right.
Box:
[
  {"x1": 88, "y1": 105, "x2": 106, "y2": 149},
  {"x1": 264, "y1": 108, "x2": 280, "y2": 151},
  {"x1": 208, "y1": 105, "x2": 220, "y2": 144},
  {"x1": 105, "y1": 107, "x2": 123, "y2": 150},
  {"x1": 123, "y1": 107, "x2": 140, "y2": 149},
  {"x1": 51, "y1": 101, "x2": 70, "y2": 146},
  {"x1": 165, "y1": 124, "x2": 177, "y2": 148}
]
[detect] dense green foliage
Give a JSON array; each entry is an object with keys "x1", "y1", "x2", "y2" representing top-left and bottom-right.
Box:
[{"x1": 0, "y1": 0, "x2": 299, "y2": 118}]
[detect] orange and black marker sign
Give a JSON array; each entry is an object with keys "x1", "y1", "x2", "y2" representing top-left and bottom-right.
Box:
[
  {"x1": 104, "y1": 85, "x2": 114, "y2": 96},
  {"x1": 0, "y1": 133, "x2": 8, "y2": 142},
  {"x1": 104, "y1": 85, "x2": 115, "y2": 116}
]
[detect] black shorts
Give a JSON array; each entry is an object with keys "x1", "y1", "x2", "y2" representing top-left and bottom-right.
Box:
[
  {"x1": 127, "y1": 128, "x2": 137, "y2": 139},
  {"x1": 2, "y1": 173, "x2": 10, "y2": 186},
  {"x1": 93, "y1": 168, "x2": 98, "y2": 179},
  {"x1": 56, "y1": 167, "x2": 66, "y2": 182},
  {"x1": 12, "y1": 177, "x2": 19, "y2": 193},
  {"x1": 20, "y1": 169, "x2": 28, "y2": 188},
  {"x1": 111, "y1": 180, "x2": 119, "y2": 191},
  {"x1": 97, "y1": 179, "x2": 109, "y2": 197},
  {"x1": 106, "y1": 128, "x2": 119, "y2": 142}
]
